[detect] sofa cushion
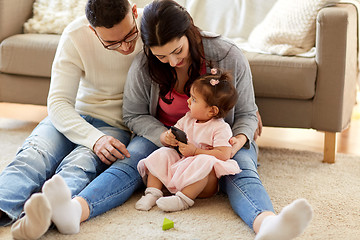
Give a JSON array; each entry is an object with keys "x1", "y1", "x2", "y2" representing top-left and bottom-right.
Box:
[
  {"x1": 24, "y1": 0, "x2": 87, "y2": 34},
  {"x1": 244, "y1": 52, "x2": 317, "y2": 100},
  {"x1": 248, "y1": 0, "x2": 339, "y2": 55},
  {"x1": 0, "y1": 34, "x2": 59, "y2": 77}
]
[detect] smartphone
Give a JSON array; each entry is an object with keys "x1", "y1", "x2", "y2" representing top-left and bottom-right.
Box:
[{"x1": 170, "y1": 126, "x2": 187, "y2": 144}]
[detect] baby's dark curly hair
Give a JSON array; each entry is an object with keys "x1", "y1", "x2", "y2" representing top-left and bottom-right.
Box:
[{"x1": 191, "y1": 68, "x2": 238, "y2": 119}]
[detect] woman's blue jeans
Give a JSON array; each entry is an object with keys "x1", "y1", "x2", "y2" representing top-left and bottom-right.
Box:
[
  {"x1": 0, "y1": 116, "x2": 131, "y2": 226},
  {"x1": 78, "y1": 138, "x2": 273, "y2": 230},
  {"x1": 219, "y1": 141, "x2": 274, "y2": 230}
]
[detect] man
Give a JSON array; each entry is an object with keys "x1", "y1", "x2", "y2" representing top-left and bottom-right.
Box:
[{"x1": 0, "y1": 0, "x2": 144, "y2": 239}]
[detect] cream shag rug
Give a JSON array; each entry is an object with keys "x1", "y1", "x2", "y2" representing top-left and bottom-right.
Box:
[{"x1": 0, "y1": 118, "x2": 360, "y2": 240}]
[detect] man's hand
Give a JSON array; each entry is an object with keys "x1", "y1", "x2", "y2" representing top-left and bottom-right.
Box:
[
  {"x1": 254, "y1": 111, "x2": 263, "y2": 141},
  {"x1": 93, "y1": 135, "x2": 130, "y2": 165}
]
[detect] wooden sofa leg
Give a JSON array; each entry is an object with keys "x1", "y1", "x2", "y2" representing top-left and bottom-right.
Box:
[{"x1": 323, "y1": 131, "x2": 336, "y2": 163}]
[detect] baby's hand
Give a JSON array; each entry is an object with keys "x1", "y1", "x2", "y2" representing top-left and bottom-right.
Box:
[
  {"x1": 160, "y1": 129, "x2": 178, "y2": 147},
  {"x1": 178, "y1": 142, "x2": 197, "y2": 157}
]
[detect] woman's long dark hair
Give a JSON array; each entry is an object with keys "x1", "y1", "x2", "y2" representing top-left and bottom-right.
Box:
[{"x1": 141, "y1": 0, "x2": 205, "y2": 104}]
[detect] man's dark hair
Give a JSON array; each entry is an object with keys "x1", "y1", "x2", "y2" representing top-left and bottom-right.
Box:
[{"x1": 86, "y1": 0, "x2": 131, "y2": 28}]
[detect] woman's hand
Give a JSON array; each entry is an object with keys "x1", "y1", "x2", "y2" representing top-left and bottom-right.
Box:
[
  {"x1": 93, "y1": 135, "x2": 130, "y2": 165},
  {"x1": 254, "y1": 111, "x2": 263, "y2": 141},
  {"x1": 229, "y1": 111, "x2": 262, "y2": 158},
  {"x1": 160, "y1": 129, "x2": 178, "y2": 147},
  {"x1": 178, "y1": 142, "x2": 197, "y2": 157},
  {"x1": 229, "y1": 134, "x2": 247, "y2": 158}
]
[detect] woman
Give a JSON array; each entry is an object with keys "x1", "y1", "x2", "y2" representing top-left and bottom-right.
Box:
[{"x1": 123, "y1": 1, "x2": 313, "y2": 239}]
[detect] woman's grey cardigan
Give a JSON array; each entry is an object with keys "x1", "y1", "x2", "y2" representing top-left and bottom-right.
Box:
[{"x1": 123, "y1": 32, "x2": 258, "y2": 148}]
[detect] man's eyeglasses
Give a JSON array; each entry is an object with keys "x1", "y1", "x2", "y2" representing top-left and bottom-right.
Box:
[{"x1": 94, "y1": 15, "x2": 139, "y2": 50}]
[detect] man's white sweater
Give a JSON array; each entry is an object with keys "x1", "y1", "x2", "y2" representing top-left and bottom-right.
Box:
[{"x1": 47, "y1": 15, "x2": 142, "y2": 150}]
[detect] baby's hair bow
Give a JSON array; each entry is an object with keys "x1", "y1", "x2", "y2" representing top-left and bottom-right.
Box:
[
  {"x1": 210, "y1": 79, "x2": 220, "y2": 86},
  {"x1": 210, "y1": 68, "x2": 217, "y2": 75}
]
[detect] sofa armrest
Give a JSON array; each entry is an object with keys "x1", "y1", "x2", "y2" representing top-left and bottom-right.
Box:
[
  {"x1": 313, "y1": 3, "x2": 358, "y2": 132},
  {"x1": 0, "y1": 0, "x2": 35, "y2": 42}
]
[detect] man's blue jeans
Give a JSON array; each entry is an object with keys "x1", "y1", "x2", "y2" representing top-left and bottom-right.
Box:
[
  {"x1": 77, "y1": 136, "x2": 158, "y2": 219},
  {"x1": 0, "y1": 116, "x2": 131, "y2": 226}
]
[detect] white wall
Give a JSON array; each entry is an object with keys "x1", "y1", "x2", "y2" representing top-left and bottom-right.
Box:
[{"x1": 133, "y1": 0, "x2": 186, "y2": 8}]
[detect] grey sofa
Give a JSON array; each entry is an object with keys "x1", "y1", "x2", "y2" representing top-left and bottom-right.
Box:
[{"x1": 0, "y1": 0, "x2": 358, "y2": 163}]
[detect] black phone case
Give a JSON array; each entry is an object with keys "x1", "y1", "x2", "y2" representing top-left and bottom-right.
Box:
[{"x1": 170, "y1": 126, "x2": 187, "y2": 144}]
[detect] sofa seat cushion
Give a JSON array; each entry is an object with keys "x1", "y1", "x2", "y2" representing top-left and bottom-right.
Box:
[
  {"x1": 0, "y1": 34, "x2": 59, "y2": 77},
  {"x1": 244, "y1": 52, "x2": 317, "y2": 100}
]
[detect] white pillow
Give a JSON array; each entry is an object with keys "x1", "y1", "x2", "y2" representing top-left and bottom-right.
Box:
[
  {"x1": 24, "y1": 0, "x2": 87, "y2": 34},
  {"x1": 248, "y1": 0, "x2": 339, "y2": 55}
]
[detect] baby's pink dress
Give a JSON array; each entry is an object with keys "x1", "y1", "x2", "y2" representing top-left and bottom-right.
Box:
[{"x1": 137, "y1": 112, "x2": 241, "y2": 193}]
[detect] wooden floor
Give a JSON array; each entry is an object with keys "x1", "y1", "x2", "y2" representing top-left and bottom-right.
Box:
[{"x1": 1, "y1": 97, "x2": 360, "y2": 156}]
